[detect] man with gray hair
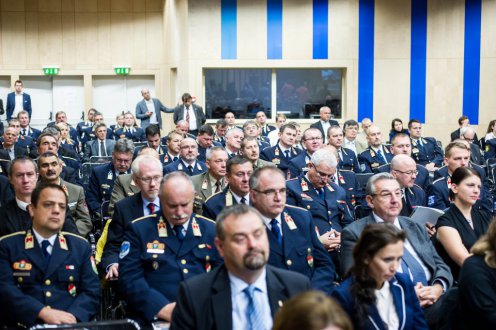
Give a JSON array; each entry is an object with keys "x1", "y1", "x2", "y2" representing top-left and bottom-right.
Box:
[
  {"x1": 118, "y1": 171, "x2": 220, "y2": 324},
  {"x1": 309, "y1": 106, "x2": 339, "y2": 144},
  {"x1": 460, "y1": 126, "x2": 484, "y2": 165},
  {"x1": 286, "y1": 148, "x2": 353, "y2": 266},
  {"x1": 171, "y1": 204, "x2": 311, "y2": 330},
  {"x1": 86, "y1": 138, "x2": 134, "y2": 216},
  {"x1": 101, "y1": 154, "x2": 164, "y2": 279},
  {"x1": 224, "y1": 127, "x2": 244, "y2": 158},
  {"x1": 340, "y1": 172, "x2": 452, "y2": 327}
]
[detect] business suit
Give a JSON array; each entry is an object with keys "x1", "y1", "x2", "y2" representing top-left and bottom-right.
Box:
[
  {"x1": 0, "y1": 145, "x2": 30, "y2": 161},
  {"x1": 118, "y1": 212, "x2": 221, "y2": 324},
  {"x1": 375, "y1": 163, "x2": 430, "y2": 191},
  {"x1": 100, "y1": 193, "x2": 148, "y2": 271},
  {"x1": 60, "y1": 179, "x2": 93, "y2": 237},
  {"x1": 109, "y1": 173, "x2": 141, "y2": 215},
  {"x1": 340, "y1": 214, "x2": 453, "y2": 287},
  {"x1": 401, "y1": 184, "x2": 426, "y2": 217},
  {"x1": 0, "y1": 199, "x2": 80, "y2": 237},
  {"x1": 0, "y1": 230, "x2": 100, "y2": 328},
  {"x1": 358, "y1": 145, "x2": 394, "y2": 173},
  {"x1": 0, "y1": 175, "x2": 14, "y2": 206},
  {"x1": 83, "y1": 139, "x2": 116, "y2": 163},
  {"x1": 86, "y1": 163, "x2": 123, "y2": 215},
  {"x1": 135, "y1": 98, "x2": 173, "y2": 129},
  {"x1": 6, "y1": 92, "x2": 31, "y2": 121},
  {"x1": 171, "y1": 264, "x2": 311, "y2": 330},
  {"x1": 163, "y1": 159, "x2": 208, "y2": 176},
  {"x1": 266, "y1": 205, "x2": 336, "y2": 293},
  {"x1": 332, "y1": 273, "x2": 428, "y2": 330},
  {"x1": 80, "y1": 126, "x2": 114, "y2": 151},
  {"x1": 172, "y1": 104, "x2": 207, "y2": 132},
  {"x1": 20, "y1": 126, "x2": 41, "y2": 141},
  {"x1": 310, "y1": 119, "x2": 339, "y2": 139},
  {"x1": 411, "y1": 137, "x2": 444, "y2": 167},
  {"x1": 203, "y1": 187, "x2": 247, "y2": 220}
]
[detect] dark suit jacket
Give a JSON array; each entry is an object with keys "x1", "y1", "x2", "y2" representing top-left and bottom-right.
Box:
[
  {"x1": 83, "y1": 139, "x2": 116, "y2": 163},
  {"x1": 170, "y1": 265, "x2": 311, "y2": 330},
  {"x1": 340, "y1": 214, "x2": 453, "y2": 286},
  {"x1": 6, "y1": 92, "x2": 31, "y2": 121},
  {"x1": 172, "y1": 104, "x2": 206, "y2": 131},
  {"x1": 309, "y1": 119, "x2": 339, "y2": 139},
  {"x1": 135, "y1": 98, "x2": 173, "y2": 129},
  {"x1": 0, "y1": 175, "x2": 14, "y2": 207},
  {"x1": 332, "y1": 273, "x2": 428, "y2": 330},
  {"x1": 100, "y1": 193, "x2": 146, "y2": 271}
]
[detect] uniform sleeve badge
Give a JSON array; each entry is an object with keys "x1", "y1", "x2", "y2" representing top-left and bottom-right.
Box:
[{"x1": 119, "y1": 241, "x2": 131, "y2": 259}]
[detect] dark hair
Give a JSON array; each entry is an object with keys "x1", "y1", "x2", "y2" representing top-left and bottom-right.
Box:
[
  {"x1": 471, "y1": 216, "x2": 496, "y2": 268},
  {"x1": 449, "y1": 166, "x2": 481, "y2": 200},
  {"x1": 445, "y1": 141, "x2": 470, "y2": 158},
  {"x1": 226, "y1": 156, "x2": 251, "y2": 174},
  {"x1": 279, "y1": 123, "x2": 297, "y2": 134},
  {"x1": 145, "y1": 124, "x2": 161, "y2": 137},
  {"x1": 391, "y1": 118, "x2": 403, "y2": 132},
  {"x1": 36, "y1": 133, "x2": 58, "y2": 148},
  {"x1": 391, "y1": 132, "x2": 410, "y2": 145},
  {"x1": 216, "y1": 204, "x2": 263, "y2": 240},
  {"x1": 487, "y1": 120, "x2": 496, "y2": 134},
  {"x1": 343, "y1": 119, "x2": 359, "y2": 130},
  {"x1": 349, "y1": 223, "x2": 406, "y2": 327},
  {"x1": 31, "y1": 183, "x2": 68, "y2": 208},
  {"x1": 458, "y1": 115, "x2": 469, "y2": 126},
  {"x1": 14, "y1": 80, "x2": 22, "y2": 85},
  {"x1": 37, "y1": 152, "x2": 60, "y2": 167},
  {"x1": 273, "y1": 291, "x2": 353, "y2": 330},
  {"x1": 198, "y1": 124, "x2": 214, "y2": 136},
  {"x1": 8, "y1": 156, "x2": 37, "y2": 177},
  {"x1": 407, "y1": 119, "x2": 421, "y2": 129},
  {"x1": 182, "y1": 92, "x2": 192, "y2": 102}
]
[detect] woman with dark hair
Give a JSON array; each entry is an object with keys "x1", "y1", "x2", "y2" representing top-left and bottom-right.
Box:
[
  {"x1": 435, "y1": 166, "x2": 492, "y2": 280},
  {"x1": 389, "y1": 118, "x2": 409, "y2": 143},
  {"x1": 458, "y1": 217, "x2": 496, "y2": 328},
  {"x1": 273, "y1": 291, "x2": 352, "y2": 330},
  {"x1": 331, "y1": 223, "x2": 428, "y2": 330},
  {"x1": 485, "y1": 119, "x2": 496, "y2": 142}
]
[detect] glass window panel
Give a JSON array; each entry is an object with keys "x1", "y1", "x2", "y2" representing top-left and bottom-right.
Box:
[
  {"x1": 205, "y1": 69, "x2": 272, "y2": 120},
  {"x1": 276, "y1": 69, "x2": 343, "y2": 119}
]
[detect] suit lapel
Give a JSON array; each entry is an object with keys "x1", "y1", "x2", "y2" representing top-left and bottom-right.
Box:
[
  {"x1": 163, "y1": 225, "x2": 181, "y2": 255},
  {"x1": 266, "y1": 227, "x2": 283, "y2": 256},
  {"x1": 23, "y1": 239, "x2": 46, "y2": 272},
  {"x1": 391, "y1": 280, "x2": 406, "y2": 330},
  {"x1": 45, "y1": 236, "x2": 70, "y2": 278},
  {"x1": 211, "y1": 267, "x2": 232, "y2": 330},
  {"x1": 266, "y1": 267, "x2": 287, "y2": 318},
  {"x1": 177, "y1": 220, "x2": 200, "y2": 257}
]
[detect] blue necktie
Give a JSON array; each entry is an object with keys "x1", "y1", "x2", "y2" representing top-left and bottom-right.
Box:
[
  {"x1": 417, "y1": 140, "x2": 426, "y2": 154},
  {"x1": 270, "y1": 219, "x2": 282, "y2": 246},
  {"x1": 317, "y1": 188, "x2": 325, "y2": 201},
  {"x1": 244, "y1": 285, "x2": 265, "y2": 330},
  {"x1": 187, "y1": 165, "x2": 194, "y2": 175},
  {"x1": 41, "y1": 240, "x2": 51, "y2": 265},
  {"x1": 376, "y1": 149, "x2": 386, "y2": 164},
  {"x1": 401, "y1": 247, "x2": 428, "y2": 286},
  {"x1": 284, "y1": 150, "x2": 290, "y2": 160},
  {"x1": 173, "y1": 225, "x2": 185, "y2": 241}
]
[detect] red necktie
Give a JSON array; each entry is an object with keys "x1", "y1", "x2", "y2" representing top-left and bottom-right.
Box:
[{"x1": 147, "y1": 202, "x2": 155, "y2": 214}]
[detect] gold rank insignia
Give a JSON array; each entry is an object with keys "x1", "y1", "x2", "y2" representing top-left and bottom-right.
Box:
[
  {"x1": 107, "y1": 171, "x2": 113, "y2": 180},
  {"x1": 226, "y1": 190, "x2": 233, "y2": 206},
  {"x1": 202, "y1": 178, "x2": 208, "y2": 190},
  {"x1": 59, "y1": 233, "x2": 68, "y2": 250},
  {"x1": 284, "y1": 212, "x2": 297, "y2": 230},
  {"x1": 25, "y1": 231, "x2": 34, "y2": 249},
  {"x1": 178, "y1": 163, "x2": 183, "y2": 170},
  {"x1": 158, "y1": 218, "x2": 168, "y2": 237},
  {"x1": 326, "y1": 183, "x2": 334, "y2": 192},
  {"x1": 192, "y1": 219, "x2": 202, "y2": 237},
  {"x1": 274, "y1": 148, "x2": 280, "y2": 156},
  {"x1": 300, "y1": 179, "x2": 309, "y2": 192},
  {"x1": 13, "y1": 260, "x2": 32, "y2": 271},
  {"x1": 147, "y1": 240, "x2": 165, "y2": 254}
]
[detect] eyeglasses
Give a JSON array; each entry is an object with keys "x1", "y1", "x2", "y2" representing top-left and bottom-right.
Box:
[
  {"x1": 138, "y1": 175, "x2": 163, "y2": 184},
  {"x1": 372, "y1": 190, "x2": 403, "y2": 199},
  {"x1": 392, "y1": 169, "x2": 418, "y2": 176},
  {"x1": 253, "y1": 188, "x2": 287, "y2": 198},
  {"x1": 304, "y1": 137, "x2": 323, "y2": 142}
]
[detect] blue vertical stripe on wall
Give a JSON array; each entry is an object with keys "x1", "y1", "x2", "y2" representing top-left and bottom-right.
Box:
[
  {"x1": 313, "y1": 0, "x2": 329, "y2": 59},
  {"x1": 462, "y1": 0, "x2": 482, "y2": 124},
  {"x1": 409, "y1": 0, "x2": 427, "y2": 123},
  {"x1": 267, "y1": 0, "x2": 283, "y2": 59},
  {"x1": 358, "y1": 0, "x2": 375, "y2": 121},
  {"x1": 221, "y1": 0, "x2": 237, "y2": 59}
]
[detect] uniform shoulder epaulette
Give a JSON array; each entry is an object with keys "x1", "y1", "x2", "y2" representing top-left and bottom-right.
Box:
[
  {"x1": 286, "y1": 177, "x2": 298, "y2": 182},
  {"x1": 131, "y1": 213, "x2": 157, "y2": 223},
  {"x1": 61, "y1": 155, "x2": 77, "y2": 162},
  {"x1": 375, "y1": 164, "x2": 388, "y2": 170},
  {"x1": 0, "y1": 231, "x2": 26, "y2": 241},
  {"x1": 195, "y1": 214, "x2": 216, "y2": 224},
  {"x1": 204, "y1": 190, "x2": 223, "y2": 203},
  {"x1": 432, "y1": 177, "x2": 446, "y2": 184},
  {"x1": 412, "y1": 183, "x2": 423, "y2": 190},
  {"x1": 61, "y1": 231, "x2": 87, "y2": 241},
  {"x1": 416, "y1": 164, "x2": 428, "y2": 170},
  {"x1": 284, "y1": 204, "x2": 307, "y2": 212},
  {"x1": 339, "y1": 168, "x2": 353, "y2": 173}
]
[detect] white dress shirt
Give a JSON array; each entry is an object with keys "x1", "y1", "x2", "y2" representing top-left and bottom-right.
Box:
[
  {"x1": 183, "y1": 105, "x2": 197, "y2": 130},
  {"x1": 375, "y1": 280, "x2": 400, "y2": 329},
  {"x1": 145, "y1": 99, "x2": 158, "y2": 124}
]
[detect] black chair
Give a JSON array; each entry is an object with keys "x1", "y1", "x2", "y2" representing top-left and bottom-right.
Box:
[
  {"x1": 29, "y1": 319, "x2": 139, "y2": 330},
  {"x1": 90, "y1": 156, "x2": 113, "y2": 164},
  {"x1": 355, "y1": 173, "x2": 373, "y2": 191},
  {"x1": 354, "y1": 204, "x2": 372, "y2": 220}
]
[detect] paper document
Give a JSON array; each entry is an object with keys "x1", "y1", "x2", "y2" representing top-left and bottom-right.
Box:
[{"x1": 410, "y1": 206, "x2": 444, "y2": 226}]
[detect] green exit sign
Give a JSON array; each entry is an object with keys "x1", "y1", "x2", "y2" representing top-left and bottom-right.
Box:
[
  {"x1": 43, "y1": 67, "x2": 60, "y2": 75},
  {"x1": 114, "y1": 67, "x2": 131, "y2": 75}
]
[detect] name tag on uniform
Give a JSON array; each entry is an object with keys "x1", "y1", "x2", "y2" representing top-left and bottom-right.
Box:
[{"x1": 147, "y1": 241, "x2": 165, "y2": 254}]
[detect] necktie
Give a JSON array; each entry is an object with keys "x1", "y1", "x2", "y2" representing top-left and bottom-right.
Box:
[
  {"x1": 185, "y1": 107, "x2": 190, "y2": 123},
  {"x1": 284, "y1": 150, "x2": 290, "y2": 160},
  {"x1": 214, "y1": 181, "x2": 222, "y2": 193},
  {"x1": 41, "y1": 240, "x2": 51, "y2": 264},
  {"x1": 417, "y1": 140, "x2": 426, "y2": 154},
  {"x1": 100, "y1": 141, "x2": 106, "y2": 156},
  {"x1": 187, "y1": 165, "x2": 194, "y2": 175},
  {"x1": 270, "y1": 219, "x2": 282, "y2": 245},
  {"x1": 21, "y1": 129, "x2": 26, "y2": 136},
  {"x1": 173, "y1": 156, "x2": 178, "y2": 162},
  {"x1": 401, "y1": 247, "x2": 428, "y2": 285},
  {"x1": 400, "y1": 191, "x2": 411, "y2": 216},
  {"x1": 318, "y1": 188, "x2": 326, "y2": 201},
  {"x1": 147, "y1": 202, "x2": 155, "y2": 214},
  {"x1": 173, "y1": 225, "x2": 185, "y2": 241},
  {"x1": 376, "y1": 149, "x2": 386, "y2": 164},
  {"x1": 240, "y1": 197, "x2": 247, "y2": 205},
  {"x1": 243, "y1": 285, "x2": 265, "y2": 330}
]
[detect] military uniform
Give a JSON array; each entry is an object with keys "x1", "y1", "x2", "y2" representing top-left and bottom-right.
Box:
[
  {"x1": 260, "y1": 144, "x2": 302, "y2": 178},
  {"x1": 202, "y1": 187, "x2": 248, "y2": 220},
  {"x1": 0, "y1": 230, "x2": 100, "y2": 328},
  {"x1": 191, "y1": 172, "x2": 225, "y2": 215},
  {"x1": 76, "y1": 120, "x2": 93, "y2": 141},
  {"x1": 335, "y1": 169, "x2": 364, "y2": 212},
  {"x1": 288, "y1": 151, "x2": 311, "y2": 179},
  {"x1": 400, "y1": 184, "x2": 426, "y2": 217},
  {"x1": 286, "y1": 176, "x2": 354, "y2": 234},
  {"x1": 60, "y1": 179, "x2": 92, "y2": 237},
  {"x1": 358, "y1": 145, "x2": 393, "y2": 173},
  {"x1": 484, "y1": 138, "x2": 496, "y2": 160},
  {"x1": 163, "y1": 159, "x2": 208, "y2": 176},
  {"x1": 86, "y1": 162, "x2": 123, "y2": 215},
  {"x1": 265, "y1": 205, "x2": 336, "y2": 294},
  {"x1": 213, "y1": 134, "x2": 226, "y2": 147},
  {"x1": 410, "y1": 137, "x2": 444, "y2": 167},
  {"x1": 22, "y1": 126, "x2": 41, "y2": 141},
  {"x1": 133, "y1": 144, "x2": 169, "y2": 163},
  {"x1": 374, "y1": 163, "x2": 431, "y2": 191},
  {"x1": 118, "y1": 212, "x2": 221, "y2": 324},
  {"x1": 114, "y1": 127, "x2": 146, "y2": 142},
  {"x1": 337, "y1": 147, "x2": 360, "y2": 173},
  {"x1": 260, "y1": 124, "x2": 276, "y2": 137},
  {"x1": 196, "y1": 141, "x2": 222, "y2": 163}
]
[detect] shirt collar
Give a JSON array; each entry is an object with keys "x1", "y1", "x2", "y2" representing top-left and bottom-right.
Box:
[
  {"x1": 372, "y1": 212, "x2": 401, "y2": 230},
  {"x1": 228, "y1": 267, "x2": 267, "y2": 295},
  {"x1": 32, "y1": 228, "x2": 57, "y2": 246},
  {"x1": 16, "y1": 198, "x2": 29, "y2": 211}
]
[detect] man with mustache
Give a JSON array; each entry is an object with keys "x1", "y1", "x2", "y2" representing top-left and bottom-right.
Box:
[
  {"x1": 118, "y1": 171, "x2": 221, "y2": 325},
  {"x1": 171, "y1": 204, "x2": 311, "y2": 330}
]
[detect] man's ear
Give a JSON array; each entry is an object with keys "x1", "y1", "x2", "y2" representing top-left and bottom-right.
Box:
[
  {"x1": 365, "y1": 195, "x2": 374, "y2": 209},
  {"x1": 27, "y1": 204, "x2": 34, "y2": 218}
]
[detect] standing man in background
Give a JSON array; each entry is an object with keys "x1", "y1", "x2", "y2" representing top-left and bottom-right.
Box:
[
  {"x1": 135, "y1": 88, "x2": 172, "y2": 129},
  {"x1": 173, "y1": 93, "x2": 206, "y2": 137},
  {"x1": 6, "y1": 80, "x2": 32, "y2": 121}
]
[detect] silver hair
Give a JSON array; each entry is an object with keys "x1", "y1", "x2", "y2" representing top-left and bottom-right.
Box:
[
  {"x1": 131, "y1": 155, "x2": 163, "y2": 176},
  {"x1": 113, "y1": 138, "x2": 135, "y2": 154},
  {"x1": 365, "y1": 172, "x2": 397, "y2": 196},
  {"x1": 310, "y1": 148, "x2": 337, "y2": 168},
  {"x1": 206, "y1": 146, "x2": 227, "y2": 160},
  {"x1": 225, "y1": 127, "x2": 243, "y2": 138}
]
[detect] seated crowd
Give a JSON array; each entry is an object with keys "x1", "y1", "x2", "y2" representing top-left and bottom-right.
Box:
[{"x1": 1, "y1": 96, "x2": 496, "y2": 329}]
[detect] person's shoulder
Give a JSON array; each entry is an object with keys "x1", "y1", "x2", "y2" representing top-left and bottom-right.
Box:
[
  {"x1": 61, "y1": 231, "x2": 90, "y2": 246},
  {"x1": 0, "y1": 231, "x2": 25, "y2": 243},
  {"x1": 193, "y1": 214, "x2": 216, "y2": 226},
  {"x1": 267, "y1": 264, "x2": 310, "y2": 285},
  {"x1": 131, "y1": 213, "x2": 159, "y2": 226},
  {"x1": 204, "y1": 190, "x2": 224, "y2": 204},
  {"x1": 284, "y1": 204, "x2": 309, "y2": 214}
]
